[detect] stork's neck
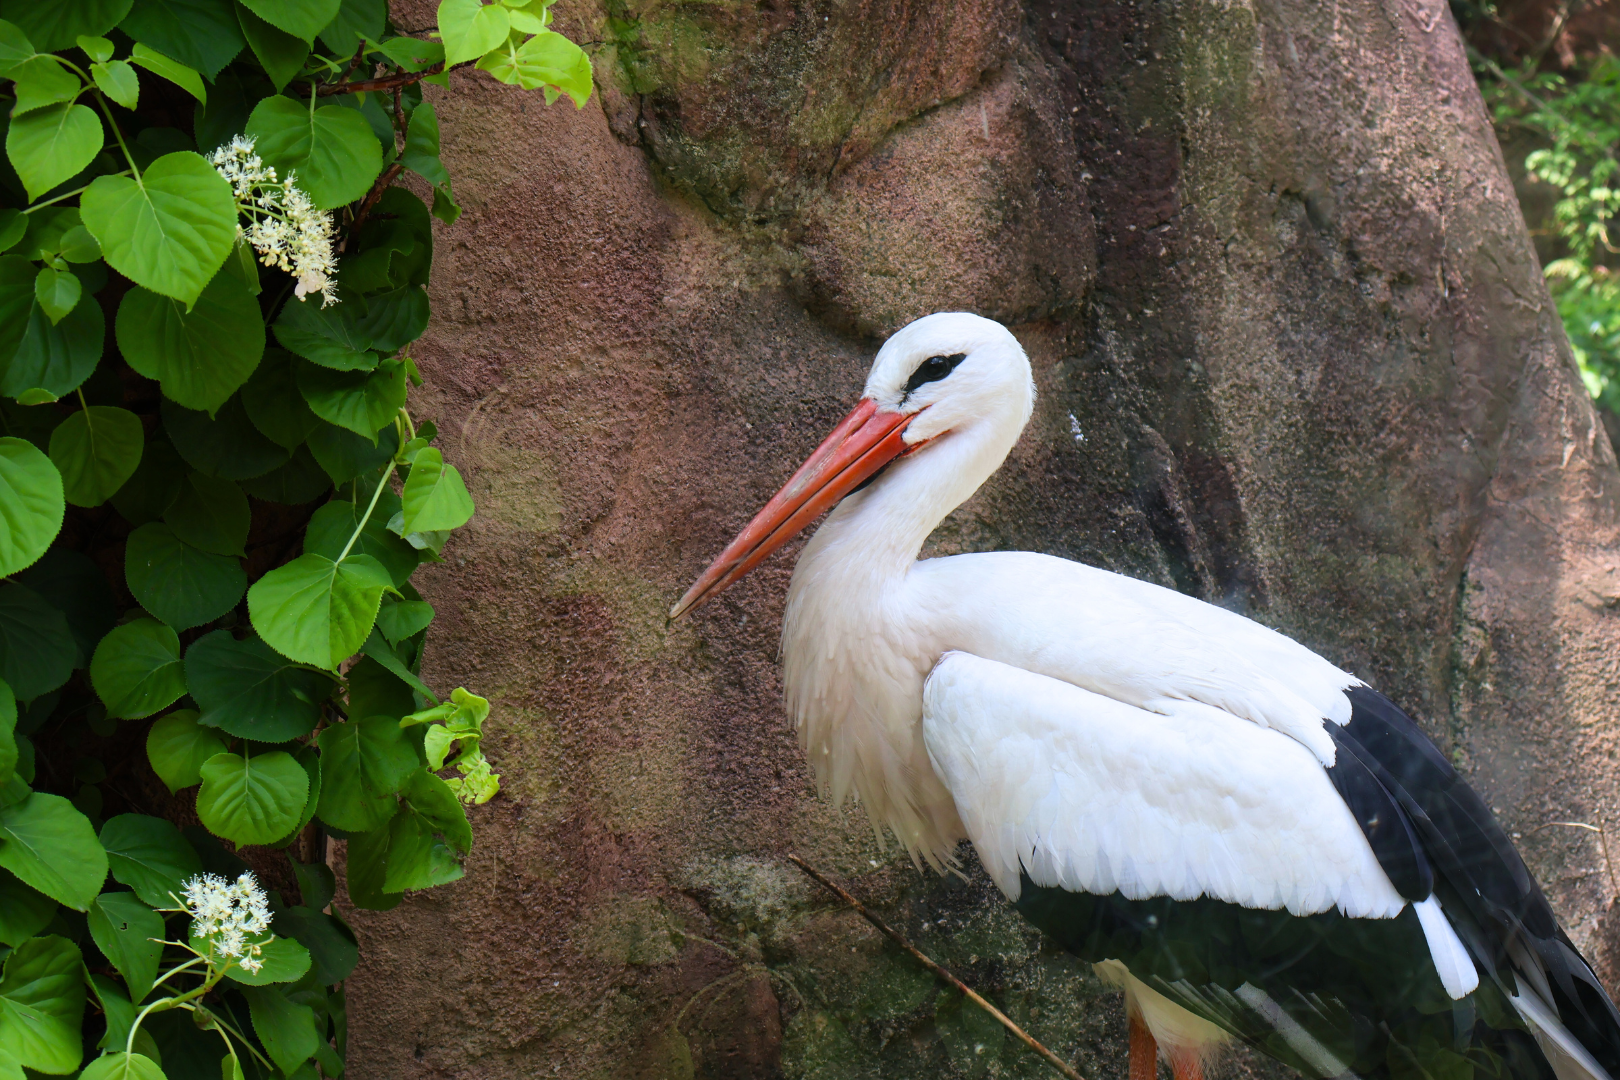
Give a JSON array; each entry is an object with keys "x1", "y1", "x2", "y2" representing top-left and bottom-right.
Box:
[
  {"x1": 797, "y1": 410, "x2": 1022, "y2": 584},
  {"x1": 779, "y1": 406, "x2": 1027, "y2": 864}
]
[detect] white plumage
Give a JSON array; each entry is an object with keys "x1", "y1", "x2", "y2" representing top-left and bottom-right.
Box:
[{"x1": 672, "y1": 312, "x2": 1616, "y2": 1080}]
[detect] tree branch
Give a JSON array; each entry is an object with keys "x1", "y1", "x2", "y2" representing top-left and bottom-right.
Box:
[
  {"x1": 786, "y1": 854, "x2": 1087, "y2": 1080},
  {"x1": 319, "y1": 62, "x2": 447, "y2": 97}
]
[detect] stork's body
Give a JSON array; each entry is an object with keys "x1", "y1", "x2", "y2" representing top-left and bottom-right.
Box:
[{"x1": 672, "y1": 313, "x2": 1620, "y2": 1080}]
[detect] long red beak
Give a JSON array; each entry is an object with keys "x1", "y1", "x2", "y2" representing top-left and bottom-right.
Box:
[{"x1": 670, "y1": 399, "x2": 914, "y2": 619}]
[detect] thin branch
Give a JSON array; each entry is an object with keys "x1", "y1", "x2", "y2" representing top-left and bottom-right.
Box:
[
  {"x1": 319, "y1": 62, "x2": 447, "y2": 97},
  {"x1": 351, "y1": 162, "x2": 404, "y2": 235},
  {"x1": 786, "y1": 854, "x2": 1087, "y2": 1080}
]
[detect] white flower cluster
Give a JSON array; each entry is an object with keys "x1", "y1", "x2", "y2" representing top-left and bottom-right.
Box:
[
  {"x1": 208, "y1": 135, "x2": 339, "y2": 307},
  {"x1": 181, "y1": 871, "x2": 273, "y2": 974}
]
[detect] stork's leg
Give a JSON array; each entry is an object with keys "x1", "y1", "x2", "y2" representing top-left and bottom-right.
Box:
[
  {"x1": 1169, "y1": 1049, "x2": 1204, "y2": 1080},
  {"x1": 1129, "y1": 1015, "x2": 1158, "y2": 1080}
]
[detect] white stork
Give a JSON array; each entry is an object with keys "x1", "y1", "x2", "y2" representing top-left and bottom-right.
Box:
[{"x1": 671, "y1": 312, "x2": 1620, "y2": 1080}]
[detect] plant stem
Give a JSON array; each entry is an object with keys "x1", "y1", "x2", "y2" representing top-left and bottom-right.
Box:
[
  {"x1": 24, "y1": 173, "x2": 132, "y2": 213},
  {"x1": 338, "y1": 460, "x2": 396, "y2": 561},
  {"x1": 91, "y1": 91, "x2": 143, "y2": 183},
  {"x1": 320, "y1": 61, "x2": 448, "y2": 96},
  {"x1": 786, "y1": 854, "x2": 1087, "y2": 1080}
]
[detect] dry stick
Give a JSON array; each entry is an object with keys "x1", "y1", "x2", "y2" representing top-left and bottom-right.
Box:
[
  {"x1": 318, "y1": 62, "x2": 448, "y2": 96},
  {"x1": 1527, "y1": 820, "x2": 1620, "y2": 899},
  {"x1": 786, "y1": 854, "x2": 1086, "y2": 1080}
]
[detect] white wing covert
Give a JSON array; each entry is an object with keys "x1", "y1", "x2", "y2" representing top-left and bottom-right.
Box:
[{"x1": 921, "y1": 651, "x2": 1407, "y2": 920}]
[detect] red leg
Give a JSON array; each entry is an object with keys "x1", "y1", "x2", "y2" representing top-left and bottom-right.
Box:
[
  {"x1": 1129, "y1": 1015, "x2": 1158, "y2": 1080},
  {"x1": 1170, "y1": 1049, "x2": 1204, "y2": 1080}
]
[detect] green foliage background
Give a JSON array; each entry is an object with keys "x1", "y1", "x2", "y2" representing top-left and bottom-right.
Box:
[{"x1": 0, "y1": 1, "x2": 591, "y2": 1077}]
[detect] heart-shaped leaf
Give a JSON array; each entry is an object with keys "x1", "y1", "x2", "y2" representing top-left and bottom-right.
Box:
[
  {"x1": 234, "y1": 0, "x2": 308, "y2": 91},
  {"x1": 304, "y1": 498, "x2": 418, "y2": 586},
  {"x1": 87, "y1": 892, "x2": 162, "y2": 1001},
  {"x1": 123, "y1": 522, "x2": 245, "y2": 631},
  {"x1": 47, "y1": 406, "x2": 143, "y2": 508},
  {"x1": 245, "y1": 95, "x2": 382, "y2": 209},
  {"x1": 247, "y1": 553, "x2": 391, "y2": 668},
  {"x1": 90, "y1": 618, "x2": 186, "y2": 719},
  {"x1": 0, "y1": 867, "x2": 57, "y2": 947},
  {"x1": 100, "y1": 813, "x2": 202, "y2": 907},
  {"x1": 90, "y1": 58, "x2": 140, "y2": 109},
  {"x1": 118, "y1": 1, "x2": 244, "y2": 79},
  {"x1": 0, "y1": 437, "x2": 63, "y2": 577},
  {"x1": 0, "y1": 934, "x2": 86, "y2": 1073},
  {"x1": 437, "y1": 0, "x2": 508, "y2": 66},
  {"x1": 297, "y1": 357, "x2": 407, "y2": 439},
  {"x1": 272, "y1": 292, "x2": 376, "y2": 371},
  {"x1": 399, "y1": 448, "x2": 473, "y2": 535},
  {"x1": 5, "y1": 103, "x2": 101, "y2": 200},
  {"x1": 80, "y1": 151, "x2": 236, "y2": 307},
  {"x1": 161, "y1": 395, "x2": 290, "y2": 480},
  {"x1": 0, "y1": 258, "x2": 104, "y2": 402},
  {"x1": 116, "y1": 275, "x2": 265, "y2": 413},
  {"x1": 315, "y1": 715, "x2": 416, "y2": 832},
  {"x1": 145, "y1": 709, "x2": 227, "y2": 793},
  {"x1": 0, "y1": 581, "x2": 75, "y2": 701},
  {"x1": 31, "y1": 267, "x2": 80, "y2": 325},
  {"x1": 196, "y1": 750, "x2": 307, "y2": 845},
  {"x1": 163, "y1": 471, "x2": 249, "y2": 556},
  {"x1": 186, "y1": 630, "x2": 328, "y2": 741},
  {"x1": 237, "y1": 0, "x2": 338, "y2": 43},
  {"x1": 8, "y1": 2, "x2": 133, "y2": 53},
  {"x1": 0, "y1": 792, "x2": 106, "y2": 910}
]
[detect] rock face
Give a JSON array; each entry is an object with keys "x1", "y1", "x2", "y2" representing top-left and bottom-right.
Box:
[{"x1": 345, "y1": 0, "x2": 1620, "y2": 1077}]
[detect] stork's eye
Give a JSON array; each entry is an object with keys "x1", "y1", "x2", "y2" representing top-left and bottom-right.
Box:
[{"x1": 903, "y1": 353, "x2": 967, "y2": 395}]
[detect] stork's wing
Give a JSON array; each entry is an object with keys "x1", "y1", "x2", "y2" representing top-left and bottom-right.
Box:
[{"x1": 920, "y1": 651, "x2": 1406, "y2": 919}]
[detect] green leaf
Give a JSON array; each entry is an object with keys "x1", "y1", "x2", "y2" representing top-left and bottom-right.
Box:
[
  {"x1": 125, "y1": 523, "x2": 244, "y2": 631},
  {"x1": 233, "y1": 1, "x2": 307, "y2": 91},
  {"x1": 0, "y1": 680, "x2": 11, "y2": 786},
  {"x1": 345, "y1": 653, "x2": 413, "y2": 719},
  {"x1": 186, "y1": 630, "x2": 328, "y2": 741},
  {"x1": 401, "y1": 767, "x2": 470, "y2": 852},
  {"x1": 56, "y1": 225, "x2": 102, "y2": 263},
  {"x1": 0, "y1": 19, "x2": 31, "y2": 74},
  {"x1": 161, "y1": 394, "x2": 291, "y2": 480},
  {"x1": 91, "y1": 59, "x2": 141, "y2": 109},
  {"x1": 78, "y1": 1052, "x2": 166, "y2": 1080},
  {"x1": 0, "y1": 437, "x2": 63, "y2": 576},
  {"x1": 241, "y1": 349, "x2": 320, "y2": 449},
  {"x1": 351, "y1": 285, "x2": 428, "y2": 353},
  {"x1": 315, "y1": 716, "x2": 415, "y2": 832},
  {"x1": 437, "y1": 0, "x2": 508, "y2": 66},
  {"x1": 0, "y1": 210, "x2": 25, "y2": 254},
  {"x1": 88, "y1": 891, "x2": 163, "y2": 1001},
  {"x1": 0, "y1": 258, "x2": 105, "y2": 401},
  {"x1": 375, "y1": 597, "x2": 433, "y2": 645},
  {"x1": 318, "y1": 0, "x2": 384, "y2": 53},
  {"x1": 47, "y1": 406, "x2": 143, "y2": 508},
  {"x1": 3, "y1": 103, "x2": 101, "y2": 201},
  {"x1": 273, "y1": 907, "x2": 356, "y2": 983},
  {"x1": 120, "y1": 0, "x2": 243, "y2": 78},
  {"x1": 10, "y1": 56, "x2": 83, "y2": 117},
  {"x1": 370, "y1": 34, "x2": 442, "y2": 72},
  {"x1": 243, "y1": 984, "x2": 318, "y2": 1073},
  {"x1": 32, "y1": 267, "x2": 80, "y2": 325},
  {"x1": 145, "y1": 709, "x2": 226, "y2": 792},
  {"x1": 399, "y1": 448, "x2": 474, "y2": 534},
  {"x1": 90, "y1": 618, "x2": 186, "y2": 718},
  {"x1": 16, "y1": 549, "x2": 116, "y2": 666},
  {"x1": 245, "y1": 95, "x2": 382, "y2": 210},
  {"x1": 307, "y1": 421, "x2": 396, "y2": 485},
  {"x1": 298, "y1": 357, "x2": 407, "y2": 439},
  {"x1": 196, "y1": 750, "x2": 306, "y2": 845},
  {"x1": 477, "y1": 29, "x2": 592, "y2": 106},
  {"x1": 0, "y1": 935, "x2": 85, "y2": 1073},
  {"x1": 290, "y1": 855, "x2": 334, "y2": 910},
  {"x1": 272, "y1": 294, "x2": 377, "y2": 371},
  {"x1": 382, "y1": 802, "x2": 463, "y2": 892},
  {"x1": 248, "y1": 552, "x2": 391, "y2": 668},
  {"x1": 116, "y1": 276, "x2": 266, "y2": 413},
  {"x1": 359, "y1": 630, "x2": 434, "y2": 704},
  {"x1": 238, "y1": 445, "x2": 331, "y2": 504},
  {"x1": 88, "y1": 973, "x2": 134, "y2": 1054},
  {"x1": 127, "y1": 42, "x2": 207, "y2": 102},
  {"x1": 79, "y1": 35, "x2": 117, "y2": 63},
  {"x1": 430, "y1": 180, "x2": 460, "y2": 225},
  {"x1": 0, "y1": 867, "x2": 55, "y2": 946},
  {"x1": 344, "y1": 820, "x2": 400, "y2": 910},
  {"x1": 304, "y1": 498, "x2": 418, "y2": 587},
  {"x1": 238, "y1": 0, "x2": 336, "y2": 43},
  {"x1": 400, "y1": 100, "x2": 448, "y2": 186},
  {"x1": 7, "y1": 3, "x2": 132, "y2": 52},
  {"x1": 162, "y1": 470, "x2": 249, "y2": 556},
  {"x1": 220, "y1": 933, "x2": 308, "y2": 985},
  {"x1": 272, "y1": 743, "x2": 319, "y2": 847},
  {"x1": 80, "y1": 151, "x2": 236, "y2": 307},
  {"x1": 0, "y1": 792, "x2": 106, "y2": 909},
  {"x1": 110, "y1": 437, "x2": 182, "y2": 525},
  {"x1": 0, "y1": 581, "x2": 75, "y2": 701},
  {"x1": 343, "y1": 188, "x2": 432, "y2": 291},
  {"x1": 100, "y1": 813, "x2": 201, "y2": 907}
]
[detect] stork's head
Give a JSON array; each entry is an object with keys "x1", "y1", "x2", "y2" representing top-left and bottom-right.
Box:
[{"x1": 671, "y1": 312, "x2": 1032, "y2": 618}]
